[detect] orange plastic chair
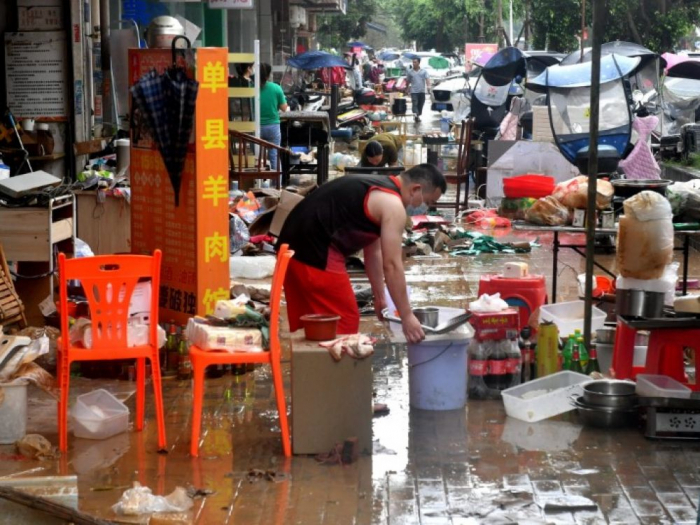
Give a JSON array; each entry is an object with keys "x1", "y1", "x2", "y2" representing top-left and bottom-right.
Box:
[
  {"x1": 57, "y1": 251, "x2": 166, "y2": 453},
  {"x1": 190, "y1": 244, "x2": 294, "y2": 457}
]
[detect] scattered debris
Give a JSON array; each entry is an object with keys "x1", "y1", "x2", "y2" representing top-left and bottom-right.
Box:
[
  {"x1": 186, "y1": 486, "x2": 215, "y2": 499},
  {"x1": 111, "y1": 482, "x2": 193, "y2": 516},
  {"x1": 15, "y1": 434, "x2": 59, "y2": 460},
  {"x1": 0, "y1": 484, "x2": 108, "y2": 525},
  {"x1": 567, "y1": 468, "x2": 600, "y2": 476},
  {"x1": 535, "y1": 494, "x2": 598, "y2": 511},
  {"x1": 245, "y1": 469, "x2": 287, "y2": 483},
  {"x1": 315, "y1": 437, "x2": 359, "y2": 465}
]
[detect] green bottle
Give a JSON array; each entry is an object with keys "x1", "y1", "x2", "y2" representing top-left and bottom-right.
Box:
[
  {"x1": 571, "y1": 344, "x2": 584, "y2": 374},
  {"x1": 562, "y1": 334, "x2": 575, "y2": 370},
  {"x1": 576, "y1": 336, "x2": 590, "y2": 368},
  {"x1": 585, "y1": 343, "x2": 601, "y2": 375}
]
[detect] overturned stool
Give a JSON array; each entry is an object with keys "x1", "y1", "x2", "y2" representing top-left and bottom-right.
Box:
[{"x1": 291, "y1": 332, "x2": 373, "y2": 455}]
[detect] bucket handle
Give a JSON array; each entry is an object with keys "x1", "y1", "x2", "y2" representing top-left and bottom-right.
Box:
[{"x1": 409, "y1": 342, "x2": 454, "y2": 369}]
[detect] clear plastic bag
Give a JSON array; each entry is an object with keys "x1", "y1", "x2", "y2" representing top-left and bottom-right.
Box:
[
  {"x1": 552, "y1": 176, "x2": 614, "y2": 210},
  {"x1": 111, "y1": 482, "x2": 193, "y2": 515},
  {"x1": 525, "y1": 196, "x2": 571, "y2": 226}
]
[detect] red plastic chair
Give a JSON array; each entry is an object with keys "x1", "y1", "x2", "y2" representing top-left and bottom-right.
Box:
[
  {"x1": 57, "y1": 251, "x2": 166, "y2": 453},
  {"x1": 189, "y1": 244, "x2": 294, "y2": 457}
]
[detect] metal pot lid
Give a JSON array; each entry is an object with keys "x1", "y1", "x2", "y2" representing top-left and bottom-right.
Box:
[{"x1": 611, "y1": 178, "x2": 672, "y2": 188}]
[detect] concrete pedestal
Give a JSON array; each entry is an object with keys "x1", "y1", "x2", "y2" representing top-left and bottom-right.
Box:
[{"x1": 291, "y1": 332, "x2": 373, "y2": 455}]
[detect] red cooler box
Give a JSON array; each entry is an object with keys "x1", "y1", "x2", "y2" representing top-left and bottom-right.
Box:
[{"x1": 478, "y1": 275, "x2": 547, "y2": 330}]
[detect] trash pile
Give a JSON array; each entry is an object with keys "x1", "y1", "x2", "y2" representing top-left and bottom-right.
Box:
[{"x1": 0, "y1": 331, "x2": 57, "y2": 398}]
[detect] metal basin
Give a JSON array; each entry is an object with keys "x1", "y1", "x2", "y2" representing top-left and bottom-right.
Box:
[
  {"x1": 412, "y1": 307, "x2": 439, "y2": 328},
  {"x1": 573, "y1": 396, "x2": 639, "y2": 428},
  {"x1": 582, "y1": 380, "x2": 637, "y2": 409},
  {"x1": 616, "y1": 289, "x2": 665, "y2": 319}
]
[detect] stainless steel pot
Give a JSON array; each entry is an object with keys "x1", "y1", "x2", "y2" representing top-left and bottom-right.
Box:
[
  {"x1": 413, "y1": 307, "x2": 439, "y2": 328},
  {"x1": 573, "y1": 397, "x2": 638, "y2": 428},
  {"x1": 145, "y1": 16, "x2": 185, "y2": 49},
  {"x1": 582, "y1": 380, "x2": 637, "y2": 409},
  {"x1": 616, "y1": 289, "x2": 665, "y2": 319}
]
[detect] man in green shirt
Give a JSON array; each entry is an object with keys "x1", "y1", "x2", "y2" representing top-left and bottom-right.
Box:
[
  {"x1": 259, "y1": 63, "x2": 289, "y2": 170},
  {"x1": 359, "y1": 133, "x2": 403, "y2": 167}
]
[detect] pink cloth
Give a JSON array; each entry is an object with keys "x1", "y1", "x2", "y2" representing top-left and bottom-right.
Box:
[{"x1": 618, "y1": 116, "x2": 661, "y2": 180}]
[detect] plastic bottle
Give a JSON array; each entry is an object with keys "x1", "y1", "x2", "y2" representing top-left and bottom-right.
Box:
[
  {"x1": 576, "y1": 336, "x2": 589, "y2": 369},
  {"x1": 571, "y1": 344, "x2": 584, "y2": 373},
  {"x1": 485, "y1": 339, "x2": 509, "y2": 393},
  {"x1": 536, "y1": 321, "x2": 559, "y2": 377},
  {"x1": 585, "y1": 343, "x2": 601, "y2": 375},
  {"x1": 521, "y1": 341, "x2": 532, "y2": 383},
  {"x1": 177, "y1": 329, "x2": 192, "y2": 380},
  {"x1": 165, "y1": 322, "x2": 177, "y2": 371},
  {"x1": 506, "y1": 338, "x2": 522, "y2": 388},
  {"x1": 561, "y1": 333, "x2": 575, "y2": 370},
  {"x1": 468, "y1": 339, "x2": 490, "y2": 400}
]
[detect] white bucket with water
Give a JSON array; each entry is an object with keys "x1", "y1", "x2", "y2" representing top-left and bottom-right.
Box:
[
  {"x1": 0, "y1": 381, "x2": 28, "y2": 444},
  {"x1": 387, "y1": 306, "x2": 472, "y2": 411}
]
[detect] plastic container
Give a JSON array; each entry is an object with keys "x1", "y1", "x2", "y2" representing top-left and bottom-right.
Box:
[
  {"x1": 636, "y1": 374, "x2": 692, "y2": 399},
  {"x1": 71, "y1": 389, "x2": 129, "y2": 440},
  {"x1": 408, "y1": 337, "x2": 469, "y2": 411},
  {"x1": 0, "y1": 381, "x2": 28, "y2": 444},
  {"x1": 300, "y1": 314, "x2": 340, "y2": 341},
  {"x1": 502, "y1": 370, "x2": 591, "y2": 422},
  {"x1": 596, "y1": 343, "x2": 646, "y2": 375},
  {"x1": 539, "y1": 300, "x2": 606, "y2": 337}
]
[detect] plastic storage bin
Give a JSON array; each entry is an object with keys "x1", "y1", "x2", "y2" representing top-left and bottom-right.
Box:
[
  {"x1": 596, "y1": 343, "x2": 647, "y2": 375},
  {"x1": 636, "y1": 374, "x2": 692, "y2": 399},
  {"x1": 502, "y1": 371, "x2": 591, "y2": 422},
  {"x1": 71, "y1": 389, "x2": 129, "y2": 440},
  {"x1": 0, "y1": 380, "x2": 28, "y2": 444},
  {"x1": 539, "y1": 300, "x2": 606, "y2": 337}
]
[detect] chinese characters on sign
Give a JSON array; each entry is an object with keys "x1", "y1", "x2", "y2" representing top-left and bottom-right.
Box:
[{"x1": 464, "y1": 43, "x2": 498, "y2": 72}]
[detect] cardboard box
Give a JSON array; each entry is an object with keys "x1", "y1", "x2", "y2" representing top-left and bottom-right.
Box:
[
  {"x1": 18, "y1": 6, "x2": 64, "y2": 30},
  {"x1": 269, "y1": 190, "x2": 304, "y2": 237},
  {"x1": 291, "y1": 332, "x2": 373, "y2": 455},
  {"x1": 468, "y1": 308, "x2": 520, "y2": 341}
]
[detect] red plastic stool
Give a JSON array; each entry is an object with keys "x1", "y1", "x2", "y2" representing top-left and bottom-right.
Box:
[
  {"x1": 478, "y1": 275, "x2": 548, "y2": 330},
  {"x1": 644, "y1": 328, "x2": 700, "y2": 390}
]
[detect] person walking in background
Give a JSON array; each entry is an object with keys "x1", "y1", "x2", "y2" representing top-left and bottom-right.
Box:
[
  {"x1": 229, "y1": 62, "x2": 253, "y2": 122},
  {"x1": 406, "y1": 58, "x2": 430, "y2": 122},
  {"x1": 259, "y1": 63, "x2": 289, "y2": 170}
]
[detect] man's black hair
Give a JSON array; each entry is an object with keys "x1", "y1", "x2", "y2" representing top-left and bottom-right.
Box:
[{"x1": 402, "y1": 163, "x2": 447, "y2": 193}]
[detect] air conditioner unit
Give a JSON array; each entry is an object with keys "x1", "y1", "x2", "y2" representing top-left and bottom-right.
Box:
[{"x1": 289, "y1": 6, "x2": 307, "y2": 28}]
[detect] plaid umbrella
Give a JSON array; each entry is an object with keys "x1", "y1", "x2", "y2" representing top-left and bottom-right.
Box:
[{"x1": 131, "y1": 60, "x2": 199, "y2": 206}]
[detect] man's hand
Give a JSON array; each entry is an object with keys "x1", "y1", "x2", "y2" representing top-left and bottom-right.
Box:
[
  {"x1": 374, "y1": 293, "x2": 387, "y2": 321},
  {"x1": 402, "y1": 313, "x2": 426, "y2": 344}
]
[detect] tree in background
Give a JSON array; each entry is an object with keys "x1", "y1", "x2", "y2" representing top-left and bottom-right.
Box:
[
  {"x1": 316, "y1": 0, "x2": 379, "y2": 50},
  {"x1": 530, "y1": 0, "x2": 581, "y2": 51}
]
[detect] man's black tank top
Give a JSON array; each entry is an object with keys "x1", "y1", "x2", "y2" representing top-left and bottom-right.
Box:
[{"x1": 277, "y1": 174, "x2": 402, "y2": 272}]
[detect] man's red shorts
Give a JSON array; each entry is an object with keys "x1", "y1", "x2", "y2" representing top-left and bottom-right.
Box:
[{"x1": 283, "y1": 258, "x2": 360, "y2": 335}]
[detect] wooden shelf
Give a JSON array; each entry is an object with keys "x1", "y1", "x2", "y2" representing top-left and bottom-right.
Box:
[{"x1": 28, "y1": 152, "x2": 65, "y2": 161}]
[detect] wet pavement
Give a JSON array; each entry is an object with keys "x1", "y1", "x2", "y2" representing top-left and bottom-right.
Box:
[
  {"x1": 0, "y1": 230, "x2": 697, "y2": 524},
  {"x1": 2, "y1": 105, "x2": 700, "y2": 523}
]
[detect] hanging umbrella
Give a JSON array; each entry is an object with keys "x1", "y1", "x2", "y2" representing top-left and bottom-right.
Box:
[
  {"x1": 131, "y1": 36, "x2": 198, "y2": 206},
  {"x1": 428, "y1": 56, "x2": 450, "y2": 70},
  {"x1": 287, "y1": 50, "x2": 350, "y2": 70},
  {"x1": 481, "y1": 47, "x2": 527, "y2": 87},
  {"x1": 402, "y1": 52, "x2": 420, "y2": 60},
  {"x1": 378, "y1": 51, "x2": 400, "y2": 61},
  {"x1": 347, "y1": 41, "x2": 370, "y2": 49}
]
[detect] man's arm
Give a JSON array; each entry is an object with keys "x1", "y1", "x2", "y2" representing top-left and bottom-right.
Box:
[
  {"x1": 363, "y1": 239, "x2": 387, "y2": 320},
  {"x1": 367, "y1": 191, "x2": 425, "y2": 343}
]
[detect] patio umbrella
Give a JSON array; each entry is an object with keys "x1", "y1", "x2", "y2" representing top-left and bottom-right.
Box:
[
  {"x1": 481, "y1": 47, "x2": 527, "y2": 87},
  {"x1": 402, "y1": 52, "x2": 420, "y2": 60},
  {"x1": 347, "y1": 41, "x2": 370, "y2": 49},
  {"x1": 287, "y1": 50, "x2": 350, "y2": 70},
  {"x1": 378, "y1": 51, "x2": 400, "y2": 61},
  {"x1": 428, "y1": 56, "x2": 450, "y2": 70},
  {"x1": 131, "y1": 36, "x2": 199, "y2": 206}
]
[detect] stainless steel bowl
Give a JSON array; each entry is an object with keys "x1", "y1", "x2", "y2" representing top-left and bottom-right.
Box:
[
  {"x1": 413, "y1": 307, "x2": 439, "y2": 328},
  {"x1": 616, "y1": 289, "x2": 665, "y2": 319},
  {"x1": 573, "y1": 396, "x2": 639, "y2": 428},
  {"x1": 582, "y1": 380, "x2": 637, "y2": 409}
]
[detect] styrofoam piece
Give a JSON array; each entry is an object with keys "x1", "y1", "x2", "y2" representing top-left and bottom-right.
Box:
[
  {"x1": 71, "y1": 389, "x2": 129, "y2": 440},
  {"x1": 636, "y1": 374, "x2": 692, "y2": 399},
  {"x1": 229, "y1": 255, "x2": 276, "y2": 279},
  {"x1": 596, "y1": 343, "x2": 647, "y2": 375},
  {"x1": 539, "y1": 300, "x2": 606, "y2": 337},
  {"x1": 502, "y1": 371, "x2": 591, "y2": 422},
  {"x1": 0, "y1": 381, "x2": 28, "y2": 444}
]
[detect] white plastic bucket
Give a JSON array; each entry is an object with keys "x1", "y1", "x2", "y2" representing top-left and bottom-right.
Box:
[
  {"x1": 0, "y1": 381, "x2": 28, "y2": 444},
  {"x1": 407, "y1": 340, "x2": 468, "y2": 411}
]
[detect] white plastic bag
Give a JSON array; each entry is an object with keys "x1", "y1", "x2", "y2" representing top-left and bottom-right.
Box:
[
  {"x1": 616, "y1": 191, "x2": 674, "y2": 280},
  {"x1": 229, "y1": 255, "x2": 277, "y2": 279},
  {"x1": 111, "y1": 482, "x2": 193, "y2": 515},
  {"x1": 469, "y1": 293, "x2": 510, "y2": 313},
  {"x1": 617, "y1": 262, "x2": 679, "y2": 306}
]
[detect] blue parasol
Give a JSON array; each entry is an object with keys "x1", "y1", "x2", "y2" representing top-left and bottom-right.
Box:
[
  {"x1": 287, "y1": 50, "x2": 351, "y2": 70},
  {"x1": 527, "y1": 54, "x2": 641, "y2": 93},
  {"x1": 378, "y1": 51, "x2": 400, "y2": 61},
  {"x1": 402, "y1": 52, "x2": 420, "y2": 60},
  {"x1": 131, "y1": 36, "x2": 198, "y2": 206},
  {"x1": 347, "y1": 41, "x2": 370, "y2": 49}
]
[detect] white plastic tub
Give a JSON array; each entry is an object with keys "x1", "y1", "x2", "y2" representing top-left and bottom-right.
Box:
[
  {"x1": 539, "y1": 300, "x2": 606, "y2": 337},
  {"x1": 596, "y1": 343, "x2": 647, "y2": 376},
  {"x1": 71, "y1": 389, "x2": 129, "y2": 440},
  {"x1": 502, "y1": 371, "x2": 591, "y2": 422},
  {"x1": 636, "y1": 374, "x2": 691, "y2": 399},
  {"x1": 0, "y1": 380, "x2": 28, "y2": 444}
]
